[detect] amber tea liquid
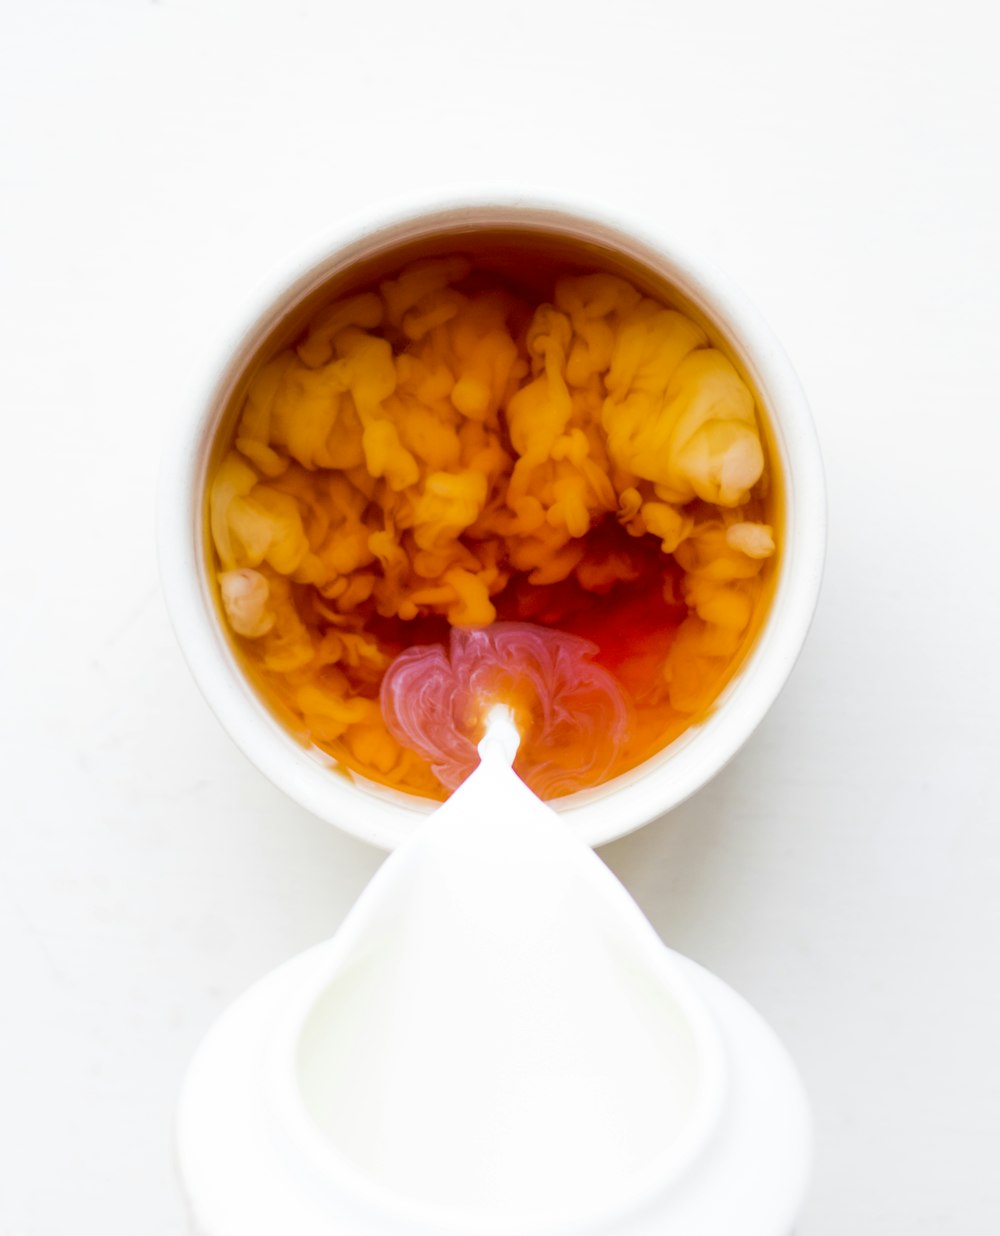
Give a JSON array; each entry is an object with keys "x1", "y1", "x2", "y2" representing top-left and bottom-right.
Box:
[{"x1": 205, "y1": 231, "x2": 780, "y2": 800}]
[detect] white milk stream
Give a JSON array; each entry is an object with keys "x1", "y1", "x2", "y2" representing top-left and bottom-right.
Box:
[
  {"x1": 176, "y1": 711, "x2": 811, "y2": 1236},
  {"x1": 290, "y1": 712, "x2": 724, "y2": 1226}
]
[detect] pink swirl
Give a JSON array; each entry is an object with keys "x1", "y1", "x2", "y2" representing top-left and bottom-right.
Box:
[{"x1": 380, "y1": 622, "x2": 631, "y2": 797}]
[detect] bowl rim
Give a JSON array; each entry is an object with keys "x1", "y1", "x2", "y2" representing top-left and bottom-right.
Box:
[{"x1": 157, "y1": 188, "x2": 826, "y2": 850}]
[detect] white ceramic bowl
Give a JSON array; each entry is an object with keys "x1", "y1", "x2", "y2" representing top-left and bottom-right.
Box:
[{"x1": 158, "y1": 192, "x2": 825, "y2": 850}]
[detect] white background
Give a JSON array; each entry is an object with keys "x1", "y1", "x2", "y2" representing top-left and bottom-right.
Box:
[{"x1": 2, "y1": 0, "x2": 998, "y2": 1232}]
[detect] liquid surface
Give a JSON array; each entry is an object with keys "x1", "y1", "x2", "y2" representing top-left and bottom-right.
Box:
[
  {"x1": 295, "y1": 727, "x2": 718, "y2": 1223},
  {"x1": 208, "y1": 249, "x2": 776, "y2": 798}
]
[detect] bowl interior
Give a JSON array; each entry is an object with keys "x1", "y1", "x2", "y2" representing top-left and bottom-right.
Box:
[{"x1": 173, "y1": 200, "x2": 824, "y2": 849}]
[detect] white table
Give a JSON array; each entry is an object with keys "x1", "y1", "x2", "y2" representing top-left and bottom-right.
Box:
[{"x1": 2, "y1": 1, "x2": 998, "y2": 1232}]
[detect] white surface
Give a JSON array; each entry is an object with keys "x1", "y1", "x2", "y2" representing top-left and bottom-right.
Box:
[{"x1": 1, "y1": 1, "x2": 997, "y2": 1233}]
